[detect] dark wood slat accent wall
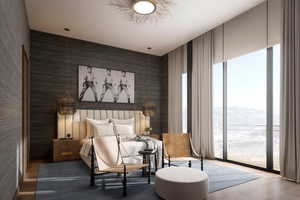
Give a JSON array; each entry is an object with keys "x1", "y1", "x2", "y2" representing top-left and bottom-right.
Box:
[
  {"x1": 160, "y1": 55, "x2": 168, "y2": 133},
  {"x1": 30, "y1": 31, "x2": 163, "y2": 160},
  {"x1": 0, "y1": 0, "x2": 30, "y2": 199}
]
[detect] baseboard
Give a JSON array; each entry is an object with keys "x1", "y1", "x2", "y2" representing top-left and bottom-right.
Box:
[
  {"x1": 14, "y1": 174, "x2": 24, "y2": 200},
  {"x1": 14, "y1": 186, "x2": 19, "y2": 200}
]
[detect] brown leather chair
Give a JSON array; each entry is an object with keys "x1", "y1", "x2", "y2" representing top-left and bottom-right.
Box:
[{"x1": 162, "y1": 133, "x2": 203, "y2": 170}]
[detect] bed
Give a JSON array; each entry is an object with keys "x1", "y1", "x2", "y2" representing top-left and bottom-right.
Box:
[{"x1": 57, "y1": 109, "x2": 163, "y2": 170}]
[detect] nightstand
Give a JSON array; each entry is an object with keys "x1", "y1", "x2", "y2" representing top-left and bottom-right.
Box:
[{"x1": 53, "y1": 139, "x2": 80, "y2": 162}]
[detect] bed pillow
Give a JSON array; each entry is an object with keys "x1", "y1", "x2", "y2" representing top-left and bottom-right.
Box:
[
  {"x1": 86, "y1": 118, "x2": 110, "y2": 137},
  {"x1": 113, "y1": 118, "x2": 135, "y2": 125},
  {"x1": 115, "y1": 124, "x2": 135, "y2": 138},
  {"x1": 93, "y1": 123, "x2": 115, "y2": 137},
  {"x1": 112, "y1": 118, "x2": 135, "y2": 138}
]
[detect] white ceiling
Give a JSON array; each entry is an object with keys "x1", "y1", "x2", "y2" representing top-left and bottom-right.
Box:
[{"x1": 25, "y1": 0, "x2": 265, "y2": 56}]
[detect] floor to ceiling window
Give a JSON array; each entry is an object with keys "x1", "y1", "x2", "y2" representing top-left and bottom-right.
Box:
[
  {"x1": 213, "y1": 63, "x2": 223, "y2": 159},
  {"x1": 227, "y1": 49, "x2": 267, "y2": 168},
  {"x1": 213, "y1": 45, "x2": 280, "y2": 171}
]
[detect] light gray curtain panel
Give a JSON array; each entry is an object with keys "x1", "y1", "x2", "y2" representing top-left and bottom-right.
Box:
[
  {"x1": 280, "y1": 0, "x2": 300, "y2": 183},
  {"x1": 168, "y1": 46, "x2": 185, "y2": 133},
  {"x1": 192, "y1": 31, "x2": 214, "y2": 159}
]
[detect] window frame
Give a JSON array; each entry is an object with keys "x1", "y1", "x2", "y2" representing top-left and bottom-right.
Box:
[{"x1": 214, "y1": 46, "x2": 280, "y2": 173}]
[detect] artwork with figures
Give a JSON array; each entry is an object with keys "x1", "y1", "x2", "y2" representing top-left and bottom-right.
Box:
[{"x1": 78, "y1": 65, "x2": 135, "y2": 103}]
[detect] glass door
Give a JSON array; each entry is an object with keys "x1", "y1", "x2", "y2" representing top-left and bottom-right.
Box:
[
  {"x1": 213, "y1": 63, "x2": 224, "y2": 159},
  {"x1": 212, "y1": 45, "x2": 280, "y2": 171},
  {"x1": 227, "y1": 49, "x2": 267, "y2": 168}
]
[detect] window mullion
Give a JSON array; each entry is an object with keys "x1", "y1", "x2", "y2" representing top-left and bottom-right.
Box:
[
  {"x1": 266, "y1": 47, "x2": 274, "y2": 170},
  {"x1": 223, "y1": 61, "x2": 228, "y2": 160}
]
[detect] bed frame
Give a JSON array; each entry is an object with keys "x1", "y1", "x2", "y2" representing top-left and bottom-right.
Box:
[{"x1": 57, "y1": 109, "x2": 150, "y2": 140}]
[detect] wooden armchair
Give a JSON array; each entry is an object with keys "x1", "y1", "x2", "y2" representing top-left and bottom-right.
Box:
[
  {"x1": 90, "y1": 136, "x2": 150, "y2": 197},
  {"x1": 162, "y1": 133, "x2": 204, "y2": 170}
]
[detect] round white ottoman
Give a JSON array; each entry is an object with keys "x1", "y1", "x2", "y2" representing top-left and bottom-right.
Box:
[{"x1": 155, "y1": 167, "x2": 208, "y2": 200}]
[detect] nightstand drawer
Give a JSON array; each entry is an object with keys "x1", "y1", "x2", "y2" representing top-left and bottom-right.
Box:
[
  {"x1": 53, "y1": 139, "x2": 80, "y2": 162},
  {"x1": 60, "y1": 151, "x2": 74, "y2": 156}
]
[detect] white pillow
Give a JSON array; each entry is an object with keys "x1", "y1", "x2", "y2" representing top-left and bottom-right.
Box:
[
  {"x1": 93, "y1": 123, "x2": 115, "y2": 137},
  {"x1": 86, "y1": 118, "x2": 109, "y2": 137},
  {"x1": 112, "y1": 118, "x2": 135, "y2": 137},
  {"x1": 115, "y1": 124, "x2": 135, "y2": 138},
  {"x1": 113, "y1": 118, "x2": 134, "y2": 125}
]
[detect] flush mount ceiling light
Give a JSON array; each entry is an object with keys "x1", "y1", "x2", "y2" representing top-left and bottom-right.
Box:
[
  {"x1": 109, "y1": 0, "x2": 173, "y2": 23},
  {"x1": 133, "y1": 1, "x2": 156, "y2": 15}
]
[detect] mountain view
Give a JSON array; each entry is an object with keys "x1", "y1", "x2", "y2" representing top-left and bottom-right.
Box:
[{"x1": 213, "y1": 106, "x2": 280, "y2": 169}]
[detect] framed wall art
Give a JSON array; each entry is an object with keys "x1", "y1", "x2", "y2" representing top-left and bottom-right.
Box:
[{"x1": 78, "y1": 65, "x2": 135, "y2": 103}]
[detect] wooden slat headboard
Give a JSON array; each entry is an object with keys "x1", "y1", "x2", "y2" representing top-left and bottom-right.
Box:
[{"x1": 57, "y1": 109, "x2": 150, "y2": 140}]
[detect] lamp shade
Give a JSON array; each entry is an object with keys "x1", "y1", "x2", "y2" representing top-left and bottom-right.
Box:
[
  {"x1": 142, "y1": 102, "x2": 156, "y2": 117},
  {"x1": 57, "y1": 94, "x2": 76, "y2": 115}
]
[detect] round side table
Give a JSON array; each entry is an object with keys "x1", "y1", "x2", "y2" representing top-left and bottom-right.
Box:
[{"x1": 139, "y1": 149, "x2": 158, "y2": 176}]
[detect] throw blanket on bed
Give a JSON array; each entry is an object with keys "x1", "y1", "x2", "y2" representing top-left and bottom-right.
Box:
[
  {"x1": 80, "y1": 136, "x2": 163, "y2": 170},
  {"x1": 119, "y1": 136, "x2": 158, "y2": 156}
]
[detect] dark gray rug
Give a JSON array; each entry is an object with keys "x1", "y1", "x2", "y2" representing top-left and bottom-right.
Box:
[{"x1": 36, "y1": 161, "x2": 260, "y2": 200}]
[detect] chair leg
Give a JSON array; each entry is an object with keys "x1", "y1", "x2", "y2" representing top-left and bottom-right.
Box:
[
  {"x1": 188, "y1": 160, "x2": 192, "y2": 168},
  {"x1": 90, "y1": 139, "x2": 95, "y2": 187},
  {"x1": 101, "y1": 178, "x2": 105, "y2": 190},
  {"x1": 90, "y1": 170, "x2": 95, "y2": 187},
  {"x1": 154, "y1": 152, "x2": 158, "y2": 172},
  {"x1": 148, "y1": 166, "x2": 151, "y2": 184},
  {"x1": 168, "y1": 156, "x2": 171, "y2": 167},
  {"x1": 142, "y1": 154, "x2": 146, "y2": 176},
  {"x1": 123, "y1": 165, "x2": 127, "y2": 197},
  {"x1": 148, "y1": 155, "x2": 151, "y2": 184}
]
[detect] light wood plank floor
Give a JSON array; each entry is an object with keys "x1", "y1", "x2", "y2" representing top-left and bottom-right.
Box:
[
  {"x1": 17, "y1": 160, "x2": 42, "y2": 200},
  {"x1": 208, "y1": 161, "x2": 300, "y2": 200},
  {"x1": 17, "y1": 160, "x2": 300, "y2": 200}
]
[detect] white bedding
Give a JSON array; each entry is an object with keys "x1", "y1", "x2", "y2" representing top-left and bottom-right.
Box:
[{"x1": 80, "y1": 136, "x2": 163, "y2": 171}]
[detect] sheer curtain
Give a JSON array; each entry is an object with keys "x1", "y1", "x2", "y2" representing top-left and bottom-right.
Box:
[
  {"x1": 191, "y1": 31, "x2": 214, "y2": 158},
  {"x1": 168, "y1": 46, "x2": 186, "y2": 133},
  {"x1": 280, "y1": 0, "x2": 300, "y2": 183}
]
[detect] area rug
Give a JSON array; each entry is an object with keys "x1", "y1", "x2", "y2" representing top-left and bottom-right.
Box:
[{"x1": 36, "y1": 160, "x2": 260, "y2": 200}]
